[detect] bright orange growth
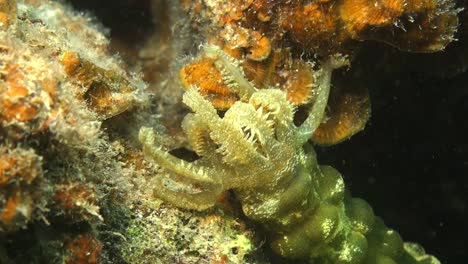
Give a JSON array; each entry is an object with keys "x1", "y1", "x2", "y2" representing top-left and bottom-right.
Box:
[
  {"x1": 245, "y1": 50, "x2": 317, "y2": 106},
  {"x1": 179, "y1": 0, "x2": 458, "y2": 147},
  {"x1": 2, "y1": 102, "x2": 39, "y2": 123},
  {"x1": 0, "y1": 63, "x2": 41, "y2": 124},
  {"x1": 65, "y1": 233, "x2": 103, "y2": 264},
  {"x1": 245, "y1": 31, "x2": 271, "y2": 61},
  {"x1": 0, "y1": 191, "x2": 20, "y2": 224},
  {"x1": 0, "y1": 148, "x2": 40, "y2": 186},
  {"x1": 312, "y1": 84, "x2": 371, "y2": 145},
  {"x1": 339, "y1": 0, "x2": 458, "y2": 52},
  {"x1": 0, "y1": 156, "x2": 15, "y2": 186},
  {"x1": 281, "y1": 2, "x2": 340, "y2": 52},
  {"x1": 185, "y1": 0, "x2": 458, "y2": 56},
  {"x1": 0, "y1": 12, "x2": 9, "y2": 26},
  {"x1": 281, "y1": 60, "x2": 315, "y2": 106},
  {"x1": 60, "y1": 51, "x2": 93, "y2": 94},
  {"x1": 212, "y1": 254, "x2": 229, "y2": 264},
  {"x1": 241, "y1": 58, "x2": 273, "y2": 89},
  {"x1": 59, "y1": 50, "x2": 136, "y2": 118},
  {"x1": 61, "y1": 51, "x2": 81, "y2": 75},
  {"x1": 0, "y1": 0, "x2": 17, "y2": 27},
  {"x1": 340, "y1": 0, "x2": 405, "y2": 36},
  {"x1": 181, "y1": 48, "x2": 317, "y2": 110},
  {"x1": 180, "y1": 58, "x2": 238, "y2": 110},
  {"x1": 0, "y1": 147, "x2": 41, "y2": 231}
]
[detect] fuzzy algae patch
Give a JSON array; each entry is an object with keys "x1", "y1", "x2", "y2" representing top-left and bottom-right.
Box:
[{"x1": 121, "y1": 203, "x2": 255, "y2": 264}]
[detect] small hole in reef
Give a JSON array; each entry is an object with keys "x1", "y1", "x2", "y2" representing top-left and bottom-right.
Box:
[
  {"x1": 231, "y1": 247, "x2": 239, "y2": 255},
  {"x1": 293, "y1": 104, "x2": 309, "y2": 126},
  {"x1": 240, "y1": 47, "x2": 250, "y2": 57},
  {"x1": 169, "y1": 147, "x2": 200, "y2": 162},
  {"x1": 217, "y1": 109, "x2": 226, "y2": 118}
]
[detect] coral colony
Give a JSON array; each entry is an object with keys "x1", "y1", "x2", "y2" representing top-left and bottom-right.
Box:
[
  {"x1": 0, "y1": 0, "x2": 461, "y2": 263},
  {"x1": 143, "y1": 0, "x2": 460, "y2": 263}
]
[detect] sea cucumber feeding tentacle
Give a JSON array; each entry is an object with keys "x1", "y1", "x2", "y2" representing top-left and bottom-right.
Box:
[{"x1": 139, "y1": 46, "x2": 440, "y2": 263}]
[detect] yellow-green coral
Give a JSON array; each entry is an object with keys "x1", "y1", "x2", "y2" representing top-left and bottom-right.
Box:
[{"x1": 139, "y1": 45, "x2": 440, "y2": 263}]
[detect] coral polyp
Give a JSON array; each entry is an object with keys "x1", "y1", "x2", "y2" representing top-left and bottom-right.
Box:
[{"x1": 140, "y1": 45, "x2": 439, "y2": 263}]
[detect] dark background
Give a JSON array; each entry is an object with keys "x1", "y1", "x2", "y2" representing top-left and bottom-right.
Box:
[
  {"x1": 66, "y1": 0, "x2": 468, "y2": 263},
  {"x1": 320, "y1": 42, "x2": 468, "y2": 263}
]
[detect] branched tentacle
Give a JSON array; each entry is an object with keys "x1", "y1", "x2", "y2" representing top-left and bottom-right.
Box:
[
  {"x1": 184, "y1": 88, "x2": 268, "y2": 166},
  {"x1": 139, "y1": 127, "x2": 226, "y2": 210},
  {"x1": 203, "y1": 45, "x2": 256, "y2": 100},
  {"x1": 296, "y1": 63, "x2": 333, "y2": 145},
  {"x1": 297, "y1": 55, "x2": 350, "y2": 145},
  {"x1": 153, "y1": 174, "x2": 224, "y2": 211},
  {"x1": 182, "y1": 113, "x2": 218, "y2": 158},
  {"x1": 182, "y1": 87, "x2": 219, "y2": 122},
  {"x1": 139, "y1": 127, "x2": 218, "y2": 184}
]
